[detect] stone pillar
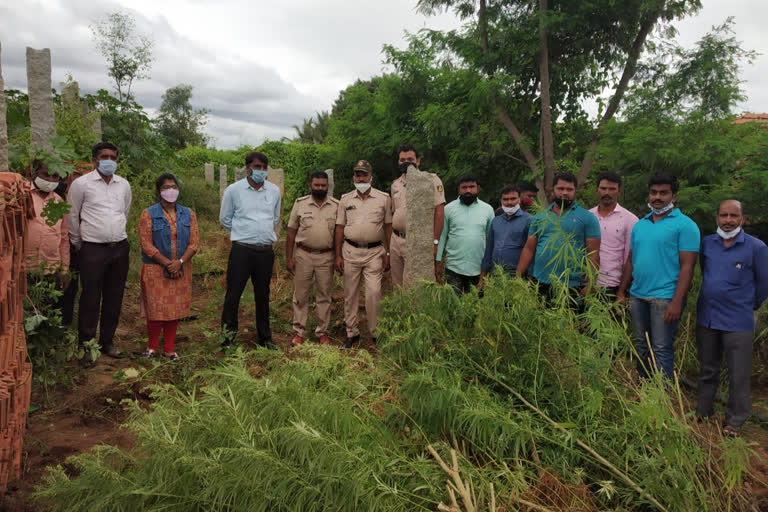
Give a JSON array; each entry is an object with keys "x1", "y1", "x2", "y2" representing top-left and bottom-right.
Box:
[
  {"x1": 204, "y1": 162, "x2": 214, "y2": 184},
  {"x1": 325, "y1": 169, "x2": 334, "y2": 198},
  {"x1": 267, "y1": 167, "x2": 285, "y2": 236},
  {"x1": 26, "y1": 48, "x2": 56, "y2": 151},
  {"x1": 60, "y1": 79, "x2": 79, "y2": 104},
  {"x1": 404, "y1": 166, "x2": 436, "y2": 289},
  {"x1": 235, "y1": 166, "x2": 247, "y2": 181},
  {"x1": 0, "y1": 43, "x2": 8, "y2": 171},
  {"x1": 219, "y1": 164, "x2": 227, "y2": 200}
]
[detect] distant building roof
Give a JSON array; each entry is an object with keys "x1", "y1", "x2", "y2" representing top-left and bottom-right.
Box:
[{"x1": 732, "y1": 113, "x2": 768, "y2": 124}]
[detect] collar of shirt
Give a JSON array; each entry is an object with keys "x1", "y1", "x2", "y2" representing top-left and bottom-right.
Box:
[
  {"x1": 247, "y1": 180, "x2": 269, "y2": 192},
  {"x1": 546, "y1": 200, "x2": 580, "y2": 215},
  {"x1": 718, "y1": 228, "x2": 746, "y2": 248},
  {"x1": 591, "y1": 203, "x2": 627, "y2": 219},
  {"x1": 503, "y1": 208, "x2": 526, "y2": 221}
]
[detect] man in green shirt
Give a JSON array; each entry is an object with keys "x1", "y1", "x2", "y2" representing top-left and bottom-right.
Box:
[{"x1": 436, "y1": 175, "x2": 495, "y2": 294}]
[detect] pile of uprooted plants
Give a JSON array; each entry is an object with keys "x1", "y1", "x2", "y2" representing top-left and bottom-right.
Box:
[{"x1": 34, "y1": 273, "x2": 763, "y2": 511}]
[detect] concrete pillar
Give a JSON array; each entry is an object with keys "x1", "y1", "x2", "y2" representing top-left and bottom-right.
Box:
[
  {"x1": 204, "y1": 162, "x2": 214, "y2": 185},
  {"x1": 325, "y1": 169, "x2": 334, "y2": 199},
  {"x1": 219, "y1": 164, "x2": 227, "y2": 200},
  {"x1": 26, "y1": 48, "x2": 56, "y2": 151},
  {"x1": 267, "y1": 167, "x2": 285, "y2": 236},
  {"x1": 235, "y1": 166, "x2": 247, "y2": 181},
  {"x1": 404, "y1": 166, "x2": 436, "y2": 289},
  {"x1": 0, "y1": 43, "x2": 8, "y2": 170}
]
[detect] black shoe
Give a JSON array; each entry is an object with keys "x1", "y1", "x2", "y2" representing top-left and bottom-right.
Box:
[
  {"x1": 343, "y1": 335, "x2": 360, "y2": 349},
  {"x1": 371, "y1": 337, "x2": 377, "y2": 345},
  {"x1": 80, "y1": 351, "x2": 94, "y2": 369},
  {"x1": 261, "y1": 340, "x2": 279, "y2": 351},
  {"x1": 101, "y1": 345, "x2": 123, "y2": 359}
]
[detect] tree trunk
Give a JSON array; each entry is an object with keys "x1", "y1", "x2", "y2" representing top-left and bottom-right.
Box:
[
  {"x1": 538, "y1": 0, "x2": 555, "y2": 197},
  {"x1": 576, "y1": 10, "x2": 660, "y2": 185}
]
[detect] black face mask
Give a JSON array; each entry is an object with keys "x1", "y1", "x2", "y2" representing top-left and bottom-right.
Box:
[
  {"x1": 556, "y1": 198, "x2": 574, "y2": 210},
  {"x1": 311, "y1": 189, "x2": 328, "y2": 199},
  {"x1": 399, "y1": 162, "x2": 416, "y2": 174},
  {"x1": 460, "y1": 193, "x2": 477, "y2": 205}
]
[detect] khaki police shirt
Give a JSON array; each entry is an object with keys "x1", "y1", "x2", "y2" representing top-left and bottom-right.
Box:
[
  {"x1": 390, "y1": 172, "x2": 446, "y2": 233},
  {"x1": 336, "y1": 188, "x2": 392, "y2": 244},
  {"x1": 288, "y1": 195, "x2": 339, "y2": 249}
]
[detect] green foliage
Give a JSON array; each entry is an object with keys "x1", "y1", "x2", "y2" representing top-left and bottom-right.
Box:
[
  {"x1": 290, "y1": 111, "x2": 329, "y2": 144},
  {"x1": 40, "y1": 198, "x2": 71, "y2": 227},
  {"x1": 24, "y1": 267, "x2": 100, "y2": 394},
  {"x1": 90, "y1": 11, "x2": 154, "y2": 102},
  {"x1": 156, "y1": 84, "x2": 209, "y2": 150},
  {"x1": 54, "y1": 76, "x2": 101, "y2": 160},
  {"x1": 34, "y1": 272, "x2": 756, "y2": 511}
]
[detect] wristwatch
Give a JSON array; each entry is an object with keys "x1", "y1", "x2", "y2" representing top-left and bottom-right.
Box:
[{"x1": 433, "y1": 239, "x2": 439, "y2": 245}]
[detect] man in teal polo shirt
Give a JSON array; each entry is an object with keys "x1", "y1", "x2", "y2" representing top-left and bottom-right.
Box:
[
  {"x1": 517, "y1": 172, "x2": 601, "y2": 300},
  {"x1": 436, "y1": 174, "x2": 495, "y2": 294},
  {"x1": 617, "y1": 175, "x2": 699, "y2": 380}
]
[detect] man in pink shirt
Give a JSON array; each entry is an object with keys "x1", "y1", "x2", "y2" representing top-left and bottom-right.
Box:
[
  {"x1": 25, "y1": 161, "x2": 70, "y2": 274},
  {"x1": 589, "y1": 172, "x2": 638, "y2": 297}
]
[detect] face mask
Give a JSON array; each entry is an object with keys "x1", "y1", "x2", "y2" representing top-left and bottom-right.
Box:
[
  {"x1": 399, "y1": 162, "x2": 416, "y2": 174},
  {"x1": 34, "y1": 177, "x2": 58, "y2": 193},
  {"x1": 717, "y1": 225, "x2": 741, "y2": 240},
  {"x1": 556, "y1": 198, "x2": 574, "y2": 210},
  {"x1": 160, "y1": 188, "x2": 180, "y2": 203},
  {"x1": 502, "y1": 205, "x2": 520, "y2": 215},
  {"x1": 250, "y1": 169, "x2": 268, "y2": 183},
  {"x1": 648, "y1": 202, "x2": 674, "y2": 215},
  {"x1": 460, "y1": 193, "x2": 477, "y2": 205},
  {"x1": 311, "y1": 189, "x2": 328, "y2": 199},
  {"x1": 355, "y1": 182, "x2": 371, "y2": 194},
  {"x1": 98, "y1": 159, "x2": 117, "y2": 176}
]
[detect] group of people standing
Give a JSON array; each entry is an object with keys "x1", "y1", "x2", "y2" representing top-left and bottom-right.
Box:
[{"x1": 24, "y1": 141, "x2": 766, "y2": 438}]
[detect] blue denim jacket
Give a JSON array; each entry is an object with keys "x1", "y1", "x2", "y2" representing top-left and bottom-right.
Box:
[{"x1": 141, "y1": 202, "x2": 191, "y2": 264}]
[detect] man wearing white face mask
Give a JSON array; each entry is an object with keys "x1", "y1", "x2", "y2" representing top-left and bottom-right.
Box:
[
  {"x1": 68, "y1": 142, "x2": 132, "y2": 365},
  {"x1": 25, "y1": 160, "x2": 69, "y2": 273},
  {"x1": 335, "y1": 160, "x2": 392, "y2": 348},
  {"x1": 696, "y1": 200, "x2": 768, "y2": 437},
  {"x1": 480, "y1": 184, "x2": 531, "y2": 284},
  {"x1": 617, "y1": 174, "x2": 699, "y2": 380}
]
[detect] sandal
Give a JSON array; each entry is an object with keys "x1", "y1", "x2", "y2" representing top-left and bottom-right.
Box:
[
  {"x1": 723, "y1": 425, "x2": 740, "y2": 437},
  {"x1": 142, "y1": 348, "x2": 156, "y2": 359},
  {"x1": 164, "y1": 352, "x2": 180, "y2": 362}
]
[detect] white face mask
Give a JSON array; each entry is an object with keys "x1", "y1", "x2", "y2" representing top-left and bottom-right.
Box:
[
  {"x1": 502, "y1": 205, "x2": 520, "y2": 215},
  {"x1": 717, "y1": 225, "x2": 741, "y2": 240},
  {"x1": 354, "y1": 182, "x2": 371, "y2": 194},
  {"x1": 648, "y1": 202, "x2": 674, "y2": 215},
  {"x1": 34, "y1": 176, "x2": 59, "y2": 193}
]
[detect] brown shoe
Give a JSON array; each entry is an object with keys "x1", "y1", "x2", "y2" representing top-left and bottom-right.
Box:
[
  {"x1": 318, "y1": 335, "x2": 331, "y2": 345},
  {"x1": 290, "y1": 335, "x2": 304, "y2": 346}
]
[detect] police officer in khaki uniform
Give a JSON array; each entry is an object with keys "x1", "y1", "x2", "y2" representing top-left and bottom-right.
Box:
[
  {"x1": 335, "y1": 160, "x2": 393, "y2": 348},
  {"x1": 286, "y1": 171, "x2": 338, "y2": 346},
  {"x1": 390, "y1": 144, "x2": 446, "y2": 287}
]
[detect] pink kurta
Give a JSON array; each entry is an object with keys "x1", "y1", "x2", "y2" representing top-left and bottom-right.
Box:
[
  {"x1": 589, "y1": 203, "x2": 638, "y2": 288},
  {"x1": 25, "y1": 186, "x2": 70, "y2": 272}
]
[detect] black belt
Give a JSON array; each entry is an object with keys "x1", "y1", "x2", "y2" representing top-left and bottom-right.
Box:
[
  {"x1": 344, "y1": 239, "x2": 382, "y2": 249},
  {"x1": 393, "y1": 229, "x2": 406, "y2": 238},
  {"x1": 233, "y1": 241, "x2": 273, "y2": 252},
  {"x1": 84, "y1": 239, "x2": 127, "y2": 248}
]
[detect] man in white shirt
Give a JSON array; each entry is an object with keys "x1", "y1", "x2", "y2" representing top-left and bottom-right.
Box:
[{"x1": 68, "y1": 142, "x2": 132, "y2": 365}]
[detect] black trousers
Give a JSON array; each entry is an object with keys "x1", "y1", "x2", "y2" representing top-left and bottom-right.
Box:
[
  {"x1": 221, "y1": 244, "x2": 274, "y2": 344},
  {"x1": 61, "y1": 243, "x2": 80, "y2": 327},
  {"x1": 77, "y1": 240, "x2": 130, "y2": 348},
  {"x1": 696, "y1": 326, "x2": 753, "y2": 428},
  {"x1": 445, "y1": 268, "x2": 479, "y2": 295}
]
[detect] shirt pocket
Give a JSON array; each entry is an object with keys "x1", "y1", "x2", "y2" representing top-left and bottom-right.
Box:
[
  {"x1": 152, "y1": 218, "x2": 167, "y2": 233},
  {"x1": 725, "y1": 261, "x2": 749, "y2": 285},
  {"x1": 369, "y1": 205, "x2": 385, "y2": 224}
]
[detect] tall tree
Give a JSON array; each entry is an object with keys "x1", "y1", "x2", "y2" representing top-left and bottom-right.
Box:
[
  {"x1": 156, "y1": 84, "x2": 209, "y2": 150},
  {"x1": 416, "y1": 0, "x2": 701, "y2": 195},
  {"x1": 292, "y1": 111, "x2": 330, "y2": 144},
  {"x1": 90, "y1": 11, "x2": 154, "y2": 103}
]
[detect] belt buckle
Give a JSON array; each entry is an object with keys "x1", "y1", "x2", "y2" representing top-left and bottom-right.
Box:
[{"x1": 108, "y1": 242, "x2": 118, "y2": 248}]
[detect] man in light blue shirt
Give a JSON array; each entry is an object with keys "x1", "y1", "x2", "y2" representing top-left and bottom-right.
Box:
[
  {"x1": 436, "y1": 175, "x2": 495, "y2": 294},
  {"x1": 220, "y1": 151, "x2": 282, "y2": 348}
]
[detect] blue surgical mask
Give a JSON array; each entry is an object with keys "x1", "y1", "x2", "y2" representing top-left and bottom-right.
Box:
[
  {"x1": 251, "y1": 170, "x2": 268, "y2": 183},
  {"x1": 98, "y1": 159, "x2": 117, "y2": 176}
]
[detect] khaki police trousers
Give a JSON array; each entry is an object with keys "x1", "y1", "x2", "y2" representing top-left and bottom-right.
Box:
[
  {"x1": 342, "y1": 243, "x2": 385, "y2": 338},
  {"x1": 292, "y1": 248, "x2": 334, "y2": 338},
  {"x1": 389, "y1": 233, "x2": 406, "y2": 288}
]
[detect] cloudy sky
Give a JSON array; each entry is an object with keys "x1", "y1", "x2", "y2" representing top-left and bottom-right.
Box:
[{"x1": 1, "y1": 0, "x2": 766, "y2": 148}]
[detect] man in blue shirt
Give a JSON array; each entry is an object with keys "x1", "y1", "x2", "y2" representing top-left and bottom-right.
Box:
[
  {"x1": 517, "y1": 172, "x2": 601, "y2": 301},
  {"x1": 617, "y1": 175, "x2": 700, "y2": 380},
  {"x1": 696, "y1": 200, "x2": 768, "y2": 436},
  {"x1": 480, "y1": 184, "x2": 531, "y2": 283},
  {"x1": 220, "y1": 151, "x2": 282, "y2": 348}
]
